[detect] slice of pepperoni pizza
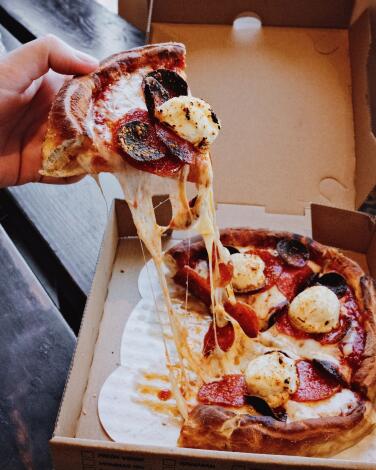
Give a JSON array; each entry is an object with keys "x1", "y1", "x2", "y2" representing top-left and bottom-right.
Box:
[
  {"x1": 164, "y1": 228, "x2": 376, "y2": 456},
  {"x1": 41, "y1": 42, "x2": 220, "y2": 181}
]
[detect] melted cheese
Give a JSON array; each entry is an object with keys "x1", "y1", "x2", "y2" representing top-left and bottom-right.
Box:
[
  {"x1": 245, "y1": 285, "x2": 287, "y2": 330},
  {"x1": 286, "y1": 390, "x2": 358, "y2": 422},
  {"x1": 288, "y1": 286, "x2": 340, "y2": 334}
]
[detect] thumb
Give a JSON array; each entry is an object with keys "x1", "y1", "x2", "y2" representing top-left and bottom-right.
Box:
[{"x1": 0, "y1": 34, "x2": 99, "y2": 92}]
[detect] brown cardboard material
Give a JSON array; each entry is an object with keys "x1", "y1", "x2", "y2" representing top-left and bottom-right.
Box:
[
  {"x1": 51, "y1": 1, "x2": 376, "y2": 469},
  {"x1": 51, "y1": 200, "x2": 376, "y2": 470}
]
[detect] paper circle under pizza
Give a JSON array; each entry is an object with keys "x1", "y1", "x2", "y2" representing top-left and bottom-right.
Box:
[
  {"x1": 161, "y1": 228, "x2": 376, "y2": 456},
  {"x1": 41, "y1": 43, "x2": 220, "y2": 181}
]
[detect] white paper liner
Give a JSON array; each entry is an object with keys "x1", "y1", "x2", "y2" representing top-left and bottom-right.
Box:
[{"x1": 98, "y1": 258, "x2": 376, "y2": 460}]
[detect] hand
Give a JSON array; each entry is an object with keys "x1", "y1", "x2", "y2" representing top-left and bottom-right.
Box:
[{"x1": 0, "y1": 34, "x2": 99, "y2": 188}]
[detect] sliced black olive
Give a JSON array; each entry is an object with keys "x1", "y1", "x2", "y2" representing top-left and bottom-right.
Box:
[
  {"x1": 224, "y1": 245, "x2": 240, "y2": 255},
  {"x1": 245, "y1": 396, "x2": 287, "y2": 422},
  {"x1": 143, "y1": 76, "x2": 170, "y2": 116},
  {"x1": 267, "y1": 304, "x2": 288, "y2": 329},
  {"x1": 276, "y1": 238, "x2": 309, "y2": 268},
  {"x1": 316, "y1": 272, "x2": 348, "y2": 298},
  {"x1": 147, "y1": 69, "x2": 188, "y2": 98},
  {"x1": 312, "y1": 359, "x2": 347, "y2": 385},
  {"x1": 117, "y1": 120, "x2": 166, "y2": 162}
]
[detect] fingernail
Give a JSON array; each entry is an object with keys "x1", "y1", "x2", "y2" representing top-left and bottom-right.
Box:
[{"x1": 75, "y1": 50, "x2": 99, "y2": 66}]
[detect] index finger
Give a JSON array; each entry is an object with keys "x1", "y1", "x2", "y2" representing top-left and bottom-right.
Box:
[{"x1": 0, "y1": 34, "x2": 99, "y2": 93}]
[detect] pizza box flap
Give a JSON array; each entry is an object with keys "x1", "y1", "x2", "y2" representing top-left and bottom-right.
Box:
[{"x1": 120, "y1": 0, "x2": 376, "y2": 216}]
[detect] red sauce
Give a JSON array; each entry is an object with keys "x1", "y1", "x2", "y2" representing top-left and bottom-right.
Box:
[
  {"x1": 197, "y1": 375, "x2": 246, "y2": 407},
  {"x1": 203, "y1": 321, "x2": 235, "y2": 357},
  {"x1": 157, "y1": 389, "x2": 172, "y2": 401},
  {"x1": 291, "y1": 360, "x2": 341, "y2": 402},
  {"x1": 224, "y1": 300, "x2": 259, "y2": 338}
]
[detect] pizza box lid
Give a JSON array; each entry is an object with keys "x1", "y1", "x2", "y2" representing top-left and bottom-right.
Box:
[{"x1": 119, "y1": 0, "x2": 376, "y2": 216}]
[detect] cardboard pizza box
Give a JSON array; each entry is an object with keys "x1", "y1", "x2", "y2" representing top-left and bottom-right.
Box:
[{"x1": 50, "y1": 1, "x2": 376, "y2": 469}]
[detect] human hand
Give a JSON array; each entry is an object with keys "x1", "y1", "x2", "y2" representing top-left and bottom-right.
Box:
[{"x1": 0, "y1": 34, "x2": 99, "y2": 187}]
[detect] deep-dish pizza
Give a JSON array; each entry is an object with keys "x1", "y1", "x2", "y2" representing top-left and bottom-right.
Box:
[{"x1": 163, "y1": 229, "x2": 376, "y2": 456}]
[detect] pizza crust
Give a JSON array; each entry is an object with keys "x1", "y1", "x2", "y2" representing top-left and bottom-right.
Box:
[
  {"x1": 41, "y1": 42, "x2": 204, "y2": 179},
  {"x1": 179, "y1": 402, "x2": 374, "y2": 457}
]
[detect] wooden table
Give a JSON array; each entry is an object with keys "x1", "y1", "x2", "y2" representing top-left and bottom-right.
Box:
[{"x1": 0, "y1": 0, "x2": 145, "y2": 333}]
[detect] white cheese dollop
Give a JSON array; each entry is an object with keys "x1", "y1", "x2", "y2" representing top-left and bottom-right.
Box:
[
  {"x1": 286, "y1": 389, "x2": 358, "y2": 421},
  {"x1": 155, "y1": 96, "x2": 221, "y2": 149},
  {"x1": 245, "y1": 351, "x2": 298, "y2": 409},
  {"x1": 230, "y1": 253, "x2": 266, "y2": 293},
  {"x1": 288, "y1": 286, "x2": 340, "y2": 334}
]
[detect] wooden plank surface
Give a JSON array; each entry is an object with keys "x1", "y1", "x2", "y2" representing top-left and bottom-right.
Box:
[
  {"x1": 0, "y1": 1, "x2": 144, "y2": 301},
  {"x1": 0, "y1": 0, "x2": 144, "y2": 59},
  {"x1": 0, "y1": 225, "x2": 75, "y2": 470}
]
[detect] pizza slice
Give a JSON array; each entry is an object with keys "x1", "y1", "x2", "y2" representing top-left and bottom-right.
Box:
[
  {"x1": 41, "y1": 43, "x2": 219, "y2": 182},
  {"x1": 42, "y1": 42, "x2": 230, "y2": 420}
]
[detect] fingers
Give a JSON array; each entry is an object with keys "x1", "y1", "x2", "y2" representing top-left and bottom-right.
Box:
[
  {"x1": 38, "y1": 174, "x2": 84, "y2": 185},
  {"x1": 0, "y1": 34, "x2": 99, "y2": 93}
]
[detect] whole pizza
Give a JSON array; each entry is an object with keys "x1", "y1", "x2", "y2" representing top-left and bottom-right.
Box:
[{"x1": 164, "y1": 228, "x2": 376, "y2": 456}]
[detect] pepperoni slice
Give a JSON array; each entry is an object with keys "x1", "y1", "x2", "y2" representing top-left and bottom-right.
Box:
[
  {"x1": 276, "y1": 265, "x2": 313, "y2": 301},
  {"x1": 173, "y1": 266, "x2": 211, "y2": 306},
  {"x1": 275, "y1": 312, "x2": 311, "y2": 340},
  {"x1": 113, "y1": 109, "x2": 184, "y2": 177},
  {"x1": 224, "y1": 300, "x2": 259, "y2": 338},
  {"x1": 197, "y1": 375, "x2": 246, "y2": 407},
  {"x1": 203, "y1": 321, "x2": 235, "y2": 357},
  {"x1": 217, "y1": 262, "x2": 233, "y2": 287},
  {"x1": 248, "y1": 249, "x2": 283, "y2": 289},
  {"x1": 155, "y1": 122, "x2": 198, "y2": 164},
  {"x1": 291, "y1": 360, "x2": 341, "y2": 402},
  {"x1": 317, "y1": 315, "x2": 351, "y2": 345}
]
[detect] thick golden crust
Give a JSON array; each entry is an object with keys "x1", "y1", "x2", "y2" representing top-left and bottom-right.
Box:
[
  {"x1": 41, "y1": 43, "x2": 187, "y2": 177},
  {"x1": 179, "y1": 403, "x2": 374, "y2": 457}
]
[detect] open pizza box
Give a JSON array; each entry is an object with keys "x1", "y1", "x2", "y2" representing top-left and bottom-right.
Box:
[{"x1": 50, "y1": 1, "x2": 376, "y2": 469}]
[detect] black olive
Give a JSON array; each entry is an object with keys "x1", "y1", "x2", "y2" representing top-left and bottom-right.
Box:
[
  {"x1": 143, "y1": 69, "x2": 188, "y2": 117},
  {"x1": 316, "y1": 272, "x2": 348, "y2": 298},
  {"x1": 312, "y1": 359, "x2": 347, "y2": 385},
  {"x1": 244, "y1": 396, "x2": 287, "y2": 422},
  {"x1": 267, "y1": 303, "x2": 288, "y2": 329},
  {"x1": 276, "y1": 238, "x2": 309, "y2": 267},
  {"x1": 224, "y1": 245, "x2": 240, "y2": 255},
  {"x1": 117, "y1": 120, "x2": 166, "y2": 162},
  {"x1": 147, "y1": 69, "x2": 188, "y2": 98},
  {"x1": 143, "y1": 76, "x2": 169, "y2": 116}
]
